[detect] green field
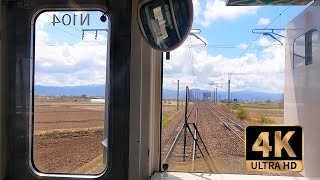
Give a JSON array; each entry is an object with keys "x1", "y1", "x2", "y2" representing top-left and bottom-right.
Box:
[{"x1": 239, "y1": 103, "x2": 284, "y2": 109}]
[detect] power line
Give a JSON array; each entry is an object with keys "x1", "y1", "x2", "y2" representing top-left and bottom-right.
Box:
[
  {"x1": 38, "y1": 19, "x2": 82, "y2": 40},
  {"x1": 182, "y1": 44, "x2": 238, "y2": 49},
  {"x1": 203, "y1": 6, "x2": 292, "y2": 94},
  {"x1": 37, "y1": 19, "x2": 108, "y2": 52},
  {"x1": 230, "y1": 40, "x2": 275, "y2": 73},
  {"x1": 187, "y1": 37, "x2": 196, "y2": 83},
  {"x1": 230, "y1": 6, "x2": 291, "y2": 73},
  {"x1": 42, "y1": 13, "x2": 107, "y2": 46},
  {"x1": 231, "y1": 71, "x2": 284, "y2": 75}
]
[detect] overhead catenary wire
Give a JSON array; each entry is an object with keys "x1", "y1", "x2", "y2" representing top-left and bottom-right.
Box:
[
  {"x1": 195, "y1": 11, "x2": 288, "y2": 78},
  {"x1": 187, "y1": 37, "x2": 197, "y2": 84},
  {"x1": 37, "y1": 19, "x2": 107, "y2": 52},
  {"x1": 182, "y1": 44, "x2": 241, "y2": 49},
  {"x1": 230, "y1": 40, "x2": 276, "y2": 74},
  {"x1": 38, "y1": 19, "x2": 82, "y2": 40},
  {"x1": 230, "y1": 6, "x2": 291, "y2": 73},
  {"x1": 241, "y1": 6, "x2": 290, "y2": 56},
  {"x1": 43, "y1": 13, "x2": 107, "y2": 46}
]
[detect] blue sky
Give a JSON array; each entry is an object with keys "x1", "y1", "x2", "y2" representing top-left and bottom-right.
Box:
[
  {"x1": 34, "y1": 1, "x2": 310, "y2": 93},
  {"x1": 163, "y1": 0, "x2": 309, "y2": 93},
  {"x1": 194, "y1": 5, "x2": 305, "y2": 57}
]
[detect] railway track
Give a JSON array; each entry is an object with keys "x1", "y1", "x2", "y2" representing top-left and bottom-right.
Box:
[
  {"x1": 162, "y1": 102, "x2": 286, "y2": 175},
  {"x1": 207, "y1": 103, "x2": 245, "y2": 143},
  {"x1": 161, "y1": 102, "x2": 199, "y2": 166}
]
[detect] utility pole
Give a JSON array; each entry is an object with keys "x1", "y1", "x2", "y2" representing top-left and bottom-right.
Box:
[
  {"x1": 211, "y1": 92, "x2": 213, "y2": 103},
  {"x1": 228, "y1": 73, "x2": 231, "y2": 110},
  {"x1": 216, "y1": 87, "x2": 218, "y2": 104},
  {"x1": 177, "y1": 80, "x2": 179, "y2": 111},
  {"x1": 209, "y1": 82, "x2": 224, "y2": 104}
]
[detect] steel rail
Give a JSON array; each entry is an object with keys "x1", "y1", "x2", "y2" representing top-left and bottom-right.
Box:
[
  {"x1": 210, "y1": 104, "x2": 244, "y2": 131},
  {"x1": 164, "y1": 101, "x2": 199, "y2": 146},
  {"x1": 222, "y1": 122, "x2": 244, "y2": 143},
  {"x1": 207, "y1": 105, "x2": 244, "y2": 142},
  {"x1": 207, "y1": 103, "x2": 281, "y2": 175},
  {"x1": 161, "y1": 102, "x2": 199, "y2": 166},
  {"x1": 192, "y1": 109, "x2": 198, "y2": 162}
]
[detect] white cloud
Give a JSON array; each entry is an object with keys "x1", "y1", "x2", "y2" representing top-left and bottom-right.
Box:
[
  {"x1": 201, "y1": 0, "x2": 259, "y2": 27},
  {"x1": 163, "y1": 36, "x2": 285, "y2": 93},
  {"x1": 33, "y1": 11, "x2": 109, "y2": 87},
  {"x1": 193, "y1": 0, "x2": 202, "y2": 21},
  {"x1": 35, "y1": 17, "x2": 108, "y2": 86},
  {"x1": 258, "y1": 17, "x2": 271, "y2": 25},
  {"x1": 238, "y1": 43, "x2": 249, "y2": 49}
]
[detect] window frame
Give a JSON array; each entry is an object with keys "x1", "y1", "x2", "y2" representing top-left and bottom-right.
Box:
[
  {"x1": 293, "y1": 27, "x2": 318, "y2": 69},
  {"x1": 29, "y1": 7, "x2": 111, "y2": 179}
]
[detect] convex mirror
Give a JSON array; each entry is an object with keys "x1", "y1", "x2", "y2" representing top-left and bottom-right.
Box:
[{"x1": 138, "y1": 0, "x2": 193, "y2": 51}]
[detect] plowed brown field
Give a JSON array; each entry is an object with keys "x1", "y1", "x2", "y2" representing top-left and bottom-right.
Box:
[{"x1": 33, "y1": 97, "x2": 106, "y2": 174}]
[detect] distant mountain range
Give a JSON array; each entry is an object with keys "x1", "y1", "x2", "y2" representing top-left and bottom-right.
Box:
[
  {"x1": 35, "y1": 85, "x2": 106, "y2": 97},
  {"x1": 35, "y1": 85, "x2": 283, "y2": 101},
  {"x1": 163, "y1": 89, "x2": 283, "y2": 101}
]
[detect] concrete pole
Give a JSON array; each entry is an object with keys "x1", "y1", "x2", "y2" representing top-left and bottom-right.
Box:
[
  {"x1": 228, "y1": 79, "x2": 230, "y2": 109},
  {"x1": 216, "y1": 88, "x2": 218, "y2": 104},
  {"x1": 177, "y1": 80, "x2": 179, "y2": 111}
]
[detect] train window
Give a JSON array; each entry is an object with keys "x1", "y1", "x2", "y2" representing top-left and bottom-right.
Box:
[
  {"x1": 160, "y1": 6, "x2": 303, "y2": 176},
  {"x1": 32, "y1": 10, "x2": 109, "y2": 175},
  {"x1": 161, "y1": 35, "x2": 289, "y2": 174},
  {"x1": 293, "y1": 28, "x2": 318, "y2": 69}
]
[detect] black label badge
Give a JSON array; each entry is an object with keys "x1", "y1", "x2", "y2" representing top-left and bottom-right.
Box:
[{"x1": 245, "y1": 125, "x2": 303, "y2": 172}]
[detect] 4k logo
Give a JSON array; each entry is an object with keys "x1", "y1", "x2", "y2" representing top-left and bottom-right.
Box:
[{"x1": 245, "y1": 125, "x2": 303, "y2": 172}]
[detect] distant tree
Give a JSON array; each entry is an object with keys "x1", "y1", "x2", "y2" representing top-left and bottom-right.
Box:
[{"x1": 81, "y1": 94, "x2": 87, "y2": 98}]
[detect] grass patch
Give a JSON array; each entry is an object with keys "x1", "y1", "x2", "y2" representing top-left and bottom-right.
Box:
[
  {"x1": 162, "y1": 112, "x2": 177, "y2": 128},
  {"x1": 259, "y1": 114, "x2": 275, "y2": 124},
  {"x1": 235, "y1": 108, "x2": 249, "y2": 121},
  {"x1": 162, "y1": 116, "x2": 172, "y2": 128},
  {"x1": 218, "y1": 103, "x2": 229, "y2": 112},
  {"x1": 73, "y1": 154, "x2": 105, "y2": 174},
  {"x1": 85, "y1": 155, "x2": 104, "y2": 174},
  {"x1": 231, "y1": 102, "x2": 241, "y2": 110}
]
